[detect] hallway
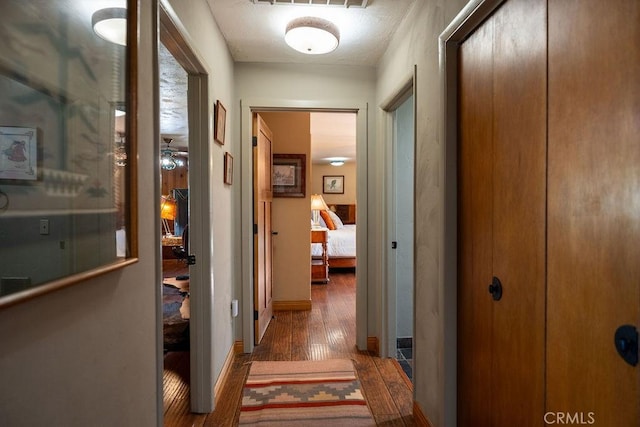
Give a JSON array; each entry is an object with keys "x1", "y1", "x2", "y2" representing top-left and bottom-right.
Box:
[{"x1": 163, "y1": 270, "x2": 415, "y2": 425}]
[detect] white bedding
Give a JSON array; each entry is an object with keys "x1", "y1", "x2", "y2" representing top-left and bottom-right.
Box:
[{"x1": 312, "y1": 225, "x2": 356, "y2": 258}]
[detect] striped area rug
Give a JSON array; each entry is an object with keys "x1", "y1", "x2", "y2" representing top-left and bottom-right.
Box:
[{"x1": 239, "y1": 359, "x2": 376, "y2": 426}]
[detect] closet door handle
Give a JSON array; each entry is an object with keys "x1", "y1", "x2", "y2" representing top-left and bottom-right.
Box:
[
  {"x1": 488, "y1": 276, "x2": 503, "y2": 301},
  {"x1": 614, "y1": 325, "x2": 638, "y2": 367}
]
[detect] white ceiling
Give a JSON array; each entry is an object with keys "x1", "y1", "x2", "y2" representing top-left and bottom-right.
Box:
[
  {"x1": 310, "y1": 112, "x2": 357, "y2": 164},
  {"x1": 159, "y1": 0, "x2": 416, "y2": 160},
  {"x1": 207, "y1": 0, "x2": 416, "y2": 66}
]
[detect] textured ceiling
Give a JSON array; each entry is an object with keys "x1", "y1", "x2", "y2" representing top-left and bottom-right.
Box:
[
  {"x1": 159, "y1": 0, "x2": 415, "y2": 157},
  {"x1": 159, "y1": 42, "x2": 189, "y2": 148},
  {"x1": 207, "y1": 0, "x2": 416, "y2": 66}
]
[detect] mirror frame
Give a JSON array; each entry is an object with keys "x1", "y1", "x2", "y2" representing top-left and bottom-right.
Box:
[{"x1": 0, "y1": 1, "x2": 139, "y2": 309}]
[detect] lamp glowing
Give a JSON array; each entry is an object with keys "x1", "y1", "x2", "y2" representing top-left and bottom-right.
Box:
[
  {"x1": 160, "y1": 195, "x2": 177, "y2": 236},
  {"x1": 311, "y1": 194, "x2": 329, "y2": 228}
]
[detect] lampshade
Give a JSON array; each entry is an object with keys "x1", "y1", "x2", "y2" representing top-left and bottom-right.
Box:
[
  {"x1": 92, "y1": 7, "x2": 127, "y2": 46},
  {"x1": 285, "y1": 17, "x2": 340, "y2": 55},
  {"x1": 160, "y1": 195, "x2": 177, "y2": 220},
  {"x1": 311, "y1": 194, "x2": 329, "y2": 211}
]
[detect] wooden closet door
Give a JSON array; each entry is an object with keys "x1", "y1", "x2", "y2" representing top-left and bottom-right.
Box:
[
  {"x1": 458, "y1": 0, "x2": 546, "y2": 424},
  {"x1": 458, "y1": 16, "x2": 495, "y2": 426},
  {"x1": 491, "y1": 0, "x2": 547, "y2": 424},
  {"x1": 547, "y1": 1, "x2": 640, "y2": 424}
]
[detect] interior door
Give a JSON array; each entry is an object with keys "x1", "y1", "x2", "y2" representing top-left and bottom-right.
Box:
[
  {"x1": 458, "y1": 0, "x2": 547, "y2": 424},
  {"x1": 458, "y1": 16, "x2": 494, "y2": 425},
  {"x1": 253, "y1": 113, "x2": 274, "y2": 344},
  {"x1": 390, "y1": 94, "x2": 415, "y2": 372},
  {"x1": 546, "y1": 1, "x2": 640, "y2": 424}
]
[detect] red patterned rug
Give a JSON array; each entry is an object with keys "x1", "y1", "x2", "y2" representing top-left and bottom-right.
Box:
[{"x1": 239, "y1": 359, "x2": 375, "y2": 426}]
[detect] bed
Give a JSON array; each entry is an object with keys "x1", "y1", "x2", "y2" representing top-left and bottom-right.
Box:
[{"x1": 312, "y1": 206, "x2": 357, "y2": 268}]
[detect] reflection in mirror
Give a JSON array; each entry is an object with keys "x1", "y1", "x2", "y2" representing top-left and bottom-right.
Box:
[{"x1": 0, "y1": 0, "x2": 136, "y2": 305}]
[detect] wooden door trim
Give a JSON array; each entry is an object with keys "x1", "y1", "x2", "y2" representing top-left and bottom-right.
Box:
[{"x1": 438, "y1": 1, "x2": 508, "y2": 425}]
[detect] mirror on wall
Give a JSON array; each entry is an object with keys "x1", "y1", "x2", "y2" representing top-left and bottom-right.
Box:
[{"x1": 0, "y1": 0, "x2": 138, "y2": 307}]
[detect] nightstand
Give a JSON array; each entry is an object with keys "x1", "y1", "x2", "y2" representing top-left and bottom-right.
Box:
[{"x1": 311, "y1": 228, "x2": 329, "y2": 284}]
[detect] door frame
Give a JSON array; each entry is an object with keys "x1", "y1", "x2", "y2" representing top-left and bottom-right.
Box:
[
  {"x1": 240, "y1": 100, "x2": 369, "y2": 353},
  {"x1": 158, "y1": 0, "x2": 216, "y2": 414},
  {"x1": 380, "y1": 72, "x2": 415, "y2": 359},
  {"x1": 439, "y1": 0, "x2": 507, "y2": 424}
]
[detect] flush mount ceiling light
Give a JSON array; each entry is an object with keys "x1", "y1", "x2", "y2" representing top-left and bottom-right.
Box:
[
  {"x1": 285, "y1": 17, "x2": 340, "y2": 55},
  {"x1": 327, "y1": 157, "x2": 348, "y2": 166},
  {"x1": 92, "y1": 7, "x2": 127, "y2": 46}
]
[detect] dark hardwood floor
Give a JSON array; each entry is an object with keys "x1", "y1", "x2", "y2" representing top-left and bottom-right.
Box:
[{"x1": 163, "y1": 270, "x2": 415, "y2": 426}]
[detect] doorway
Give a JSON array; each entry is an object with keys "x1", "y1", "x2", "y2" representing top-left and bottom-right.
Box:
[
  {"x1": 241, "y1": 103, "x2": 369, "y2": 353},
  {"x1": 158, "y1": 3, "x2": 215, "y2": 413},
  {"x1": 381, "y1": 79, "x2": 415, "y2": 374},
  {"x1": 251, "y1": 111, "x2": 358, "y2": 344},
  {"x1": 390, "y1": 93, "x2": 415, "y2": 380},
  {"x1": 159, "y1": 38, "x2": 190, "y2": 352}
]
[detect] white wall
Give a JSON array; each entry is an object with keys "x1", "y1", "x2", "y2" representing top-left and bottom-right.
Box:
[{"x1": 376, "y1": 1, "x2": 467, "y2": 426}]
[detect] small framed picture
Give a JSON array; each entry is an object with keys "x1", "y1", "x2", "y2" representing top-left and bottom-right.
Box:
[
  {"x1": 224, "y1": 152, "x2": 233, "y2": 185},
  {"x1": 273, "y1": 154, "x2": 306, "y2": 198},
  {"x1": 323, "y1": 175, "x2": 344, "y2": 194},
  {"x1": 0, "y1": 126, "x2": 38, "y2": 181},
  {"x1": 214, "y1": 100, "x2": 226, "y2": 145}
]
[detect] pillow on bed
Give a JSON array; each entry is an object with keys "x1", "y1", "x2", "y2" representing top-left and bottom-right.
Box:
[
  {"x1": 327, "y1": 210, "x2": 344, "y2": 229},
  {"x1": 320, "y1": 210, "x2": 336, "y2": 230}
]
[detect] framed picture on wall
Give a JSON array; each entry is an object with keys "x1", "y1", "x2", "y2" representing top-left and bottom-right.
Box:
[
  {"x1": 273, "y1": 153, "x2": 306, "y2": 198},
  {"x1": 214, "y1": 100, "x2": 226, "y2": 145},
  {"x1": 323, "y1": 175, "x2": 344, "y2": 194},
  {"x1": 0, "y1": 126, "x2": 38, "y2": 181},
  {"x1": 224, "y1": 152, "x2": 233, "y2": 185}
]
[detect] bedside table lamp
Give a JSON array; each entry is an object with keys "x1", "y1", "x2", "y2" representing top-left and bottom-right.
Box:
[
  {"x1": 310, "y1": 194, "x2": 329, "y2": 228},
  {"x1": 160, "y1": 195, "x2": 177, "y2": 236}
]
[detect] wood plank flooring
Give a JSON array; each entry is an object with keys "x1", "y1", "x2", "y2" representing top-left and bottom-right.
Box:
[{"x1": 163, "y1": 270, "x2": 415, "y2": 426}]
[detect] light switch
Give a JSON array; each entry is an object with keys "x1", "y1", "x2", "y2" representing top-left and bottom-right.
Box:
[{"x1": 39, "y1": 219, "x2": 49, "y2": 235}]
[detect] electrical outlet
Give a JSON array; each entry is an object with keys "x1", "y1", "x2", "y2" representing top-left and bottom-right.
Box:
[{"x1": 39, "y1": 219, "x2": 49, "y2": 235}]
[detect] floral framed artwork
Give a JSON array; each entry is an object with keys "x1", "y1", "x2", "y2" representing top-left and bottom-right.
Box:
[
  {"x1": 323, "y1": 175, "x2": 344, "y2": 194},
  {"x1": 273, "y1": 153, "x2": 306, "y2": 198},
  {"x1": 214, "y1": 100, "x2": 226, "y2": 145},
  {"x1": 0, "y1": 126, "x2": 38, "y2": 181},
  {"x1": 224, "y1": 152, "x2": 233, "y2": 185}
]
